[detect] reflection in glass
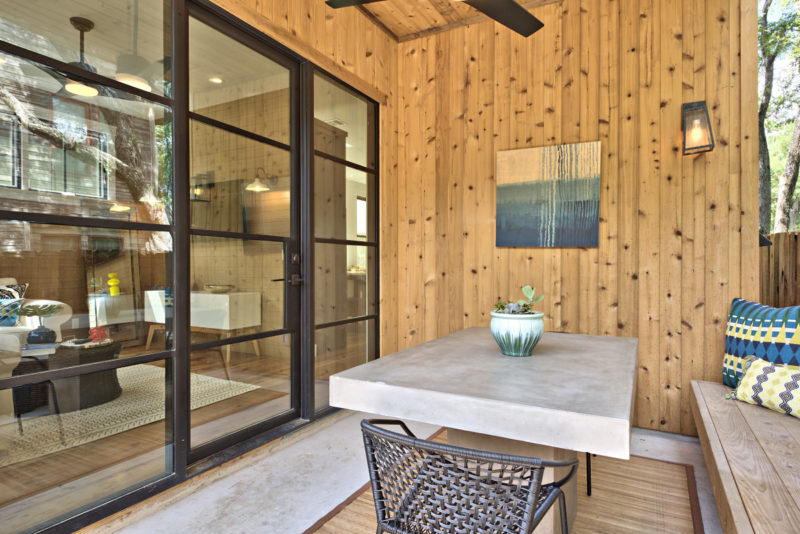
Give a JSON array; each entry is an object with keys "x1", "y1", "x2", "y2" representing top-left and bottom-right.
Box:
[
  {"x1": 0, "y1": 0, "x2": 172, "y2": 96},
  {"x1": 190, "y1": 120, "x2": 291, "y2": 236},
  {"x1": 314, "y1": 156, "x2": 374, "y2": 242},
  {"x1": 189, "y1": 17, "x2": 290, "y2": 144},
  {"x1": 315, "y1": 243, "x2": 375, "y2": 325},
  {"x1": 0, "y1": 361, "x2": 171, "y2": 533},
  {"x1": 189, "y1": 236, "x2": 284, "y2": 338},
  {"x1": 0, "y1": 222, "x2": 173, "y2": 360},
  {"x1": 314, "y1": 320, "x2": 375, "y2": 410},
  {"x1": 0, "y1": 112, "x2": 16, "y2": 187},
  {"x1": 190, "y1": 335, "x2": 292, "y2": 447},
  {"x1": 0, "y1": 51, "x2": 173, "y2": 228},
  {"x1": 314, "y1": 74, "x2": 375, "y2": 168}
]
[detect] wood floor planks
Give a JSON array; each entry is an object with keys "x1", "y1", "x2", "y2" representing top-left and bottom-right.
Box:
[{"x1": 308, "y1": 430, "x2": 700, "y2": 534}]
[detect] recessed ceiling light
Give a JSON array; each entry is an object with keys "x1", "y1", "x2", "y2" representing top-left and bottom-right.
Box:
[{"x1": 208, "y1": 76, "x2": 223, "y2": 84}]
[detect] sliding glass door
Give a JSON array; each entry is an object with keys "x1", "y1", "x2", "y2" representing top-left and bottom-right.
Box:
[
  {"x1": 0, "y1": 1, "x2": 175, "y2": 531},
  {"x1": 186, "y1": 11, "x2": 300, "y2": 456},
  {"x1": 312, "y1": 73, "x2": 379, "y2": 412},
  {"x1": 0, "y1": 0, "x2": 379, "y2": 529}
]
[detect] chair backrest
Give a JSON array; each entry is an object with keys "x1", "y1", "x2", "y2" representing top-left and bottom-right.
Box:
[
  {"x1": 18, "y1": 300, "x2": 73, "y2": 342},
  {"x1": 361, "y1": 419, "x2": 572, "y2": 534}
]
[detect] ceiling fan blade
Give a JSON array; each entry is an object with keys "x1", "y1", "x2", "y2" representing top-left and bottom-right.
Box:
[
  {"x1": 326, "y1": 0, "x2": 385, "y2": 8},
  {"x1": 463, "y1": 0, "x2": 544, "y2": 37},
  {"x1": 21, "y1": 63, "x2": 67, "y2": 84}
]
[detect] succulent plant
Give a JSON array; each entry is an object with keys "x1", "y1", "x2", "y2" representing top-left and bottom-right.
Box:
[{"x1": 493, "y1": 285, "x2": 544, "y2": 314}]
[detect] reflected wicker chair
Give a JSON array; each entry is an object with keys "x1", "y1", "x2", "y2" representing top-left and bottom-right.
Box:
[{"x1": 361, "y1": 419, "x2": 578, "y2": 534}]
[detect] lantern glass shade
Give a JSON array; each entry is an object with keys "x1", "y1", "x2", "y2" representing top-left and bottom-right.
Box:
[{"x1": 682, "y1": 101, "x2": 714, "y2": 155}]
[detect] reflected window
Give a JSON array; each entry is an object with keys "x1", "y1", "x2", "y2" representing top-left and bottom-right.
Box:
[
  {"x1": 0, "y1": 111, "x2": 17, "y2": 187},
  {"x1": 0, "y1": 51, "x2": 173, "y2": 226},
  {"x1": 356, "y1": 196, "x2": 367, "y2": 238}
]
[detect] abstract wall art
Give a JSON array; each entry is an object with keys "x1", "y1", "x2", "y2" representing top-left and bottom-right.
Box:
[{"x1": 496, "y1": 141, "x2": 601, "y2": 248}]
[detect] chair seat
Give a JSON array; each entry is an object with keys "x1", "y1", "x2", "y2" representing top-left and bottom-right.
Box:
[{"x1": 362, "y1": 419, "x2": 578, "y2": 534}]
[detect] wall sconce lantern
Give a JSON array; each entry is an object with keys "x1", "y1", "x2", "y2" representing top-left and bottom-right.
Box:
[
  {"x1": 682, "y1": 101, "x2": 714, "y2": 156},
  {"x1": 190, "y1": 171, "x2": 214, "y2": 202}
]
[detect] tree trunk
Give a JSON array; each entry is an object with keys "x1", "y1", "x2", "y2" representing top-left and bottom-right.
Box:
[
  {"x1": 759, "y1": 0, "x2": 776, "y2": 232},
  {"x1": 773, "y1": 115, "x2": 800, "y2": 232}
]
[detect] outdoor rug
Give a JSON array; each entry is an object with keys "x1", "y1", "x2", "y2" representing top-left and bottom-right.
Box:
[
  {"x1": 1, "y1": 364, "x2": 258, "y2": 468},
  {"x1": 306, "y1": 430, "x2": 704, "y2": 534}
]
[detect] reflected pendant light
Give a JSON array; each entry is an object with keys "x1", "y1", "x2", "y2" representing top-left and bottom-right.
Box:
[
  {"x1": 245, "y1": 168, "x2": 270, "y2": 192},
  {"x1": 63, "y1": 17, "x2": 98, "y2": 97},
  {"x1": 116, "y1": 0, "x2": 152, "y2": 92}
]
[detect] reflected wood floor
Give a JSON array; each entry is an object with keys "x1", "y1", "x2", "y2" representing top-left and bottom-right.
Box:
[
  {"x1": 310, "y1": 431, "x2": 703, "y2": 534},
  {"x1": 0, "y1": 348, "x2": 290, "y2": 510}
]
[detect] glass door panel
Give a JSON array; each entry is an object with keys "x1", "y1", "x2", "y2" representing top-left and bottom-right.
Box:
[
  {"x1": 312, "y1": 71, "x2": 379, "y2": 411},
  {"x1": 188, "y1": 14, "x2": 298, "y2": 454}
]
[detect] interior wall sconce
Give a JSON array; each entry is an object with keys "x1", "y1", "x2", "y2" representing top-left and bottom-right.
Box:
[
  {"x1": 245, "y1": 167, "x2": 271, "y2": 193},
  {"x1": 682, "y1": 101, "x2": 714, "y2": 155},
  {"x1": 190, "y1": 171, "x2": 214, "y2": 202}
]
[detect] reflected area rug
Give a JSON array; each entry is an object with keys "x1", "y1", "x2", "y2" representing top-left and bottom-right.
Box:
[{"x1": 0, "y1": 364, "x2": 258, "y2": 468}]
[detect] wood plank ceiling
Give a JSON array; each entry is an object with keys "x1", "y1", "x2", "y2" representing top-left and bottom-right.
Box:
[{"x1": 359, "y1": 0, "x2": 561, "y2": 41}]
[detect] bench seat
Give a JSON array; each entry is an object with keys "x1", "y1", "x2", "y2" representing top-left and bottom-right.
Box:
[{"x1": 691, "y1": 380, "x2": 800, "y2": 534}]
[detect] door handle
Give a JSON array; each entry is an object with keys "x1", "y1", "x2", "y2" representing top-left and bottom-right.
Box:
[{"x1": 288, "y1": 274, "x2": 304, "y2": 286}]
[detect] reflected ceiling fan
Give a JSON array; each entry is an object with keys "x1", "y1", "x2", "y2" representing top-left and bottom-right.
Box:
[{"x1": 326, "y1": 0, "x2": 544, "y2": 37}]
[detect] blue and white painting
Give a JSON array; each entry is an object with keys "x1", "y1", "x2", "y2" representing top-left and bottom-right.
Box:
[{"x1": 496, "y1": 141, "x2": 600, "y2": 248}]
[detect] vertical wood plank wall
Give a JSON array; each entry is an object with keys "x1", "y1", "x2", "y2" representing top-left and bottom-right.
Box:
[
  {"x1": 218, "y1": 0, "x2": 757, "y2": 435},
  {"x1": 393, "y1": 0, "x2": 758, "y2": 435}
]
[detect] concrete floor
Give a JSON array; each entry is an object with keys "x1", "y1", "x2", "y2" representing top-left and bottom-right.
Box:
[{"x1": 112, "y1": 412, "x2": 722, "y2": 534}]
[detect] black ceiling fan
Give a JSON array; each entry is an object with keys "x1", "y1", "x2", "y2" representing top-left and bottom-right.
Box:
[{"x1": 326, "y1": 0, "x2": 544, "y2": 37}]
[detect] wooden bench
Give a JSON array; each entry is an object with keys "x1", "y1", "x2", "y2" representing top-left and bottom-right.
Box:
[{"x1": 691, "y1": 380, "x2": 800, "y2": 534}]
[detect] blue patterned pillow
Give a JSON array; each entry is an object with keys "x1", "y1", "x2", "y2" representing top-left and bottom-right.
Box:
[
  {"x1": 0, "y1": 298, "x2": 23, "y2": 327},
  {"x1": 723, "y1": 298, "x2": 800, "y2": 387}
]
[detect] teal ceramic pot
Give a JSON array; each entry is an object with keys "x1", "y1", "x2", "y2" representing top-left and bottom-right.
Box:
[{"x1": 489, "y1": 311, "x2": 544, "y2": 357}]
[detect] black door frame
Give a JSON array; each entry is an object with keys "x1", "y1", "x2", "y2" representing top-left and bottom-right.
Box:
[{"x1": 183, "y1": 2, "x2": 305, "y2": 464}]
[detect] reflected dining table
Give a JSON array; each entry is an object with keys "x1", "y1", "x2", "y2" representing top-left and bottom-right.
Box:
[{"x1": 329, "y1": 327, "x2": 638, "y2": 534}]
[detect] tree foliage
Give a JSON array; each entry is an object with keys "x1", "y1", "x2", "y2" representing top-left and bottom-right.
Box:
[{"x1": 759, "y1": 0, "x2": 800, "y2": 233}]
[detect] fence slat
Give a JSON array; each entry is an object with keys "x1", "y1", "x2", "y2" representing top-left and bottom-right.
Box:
[{"x1": 759, "y1": 233, "x2": 800, "y2": 307}]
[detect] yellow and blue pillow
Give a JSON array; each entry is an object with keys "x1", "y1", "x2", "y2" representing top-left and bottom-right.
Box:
[
  {"x1": 0, "y1": 298, "x2": 23, "y2": 327},
  {"x1": 723, "y1": 298, "x2": 800, "y2": 387}
]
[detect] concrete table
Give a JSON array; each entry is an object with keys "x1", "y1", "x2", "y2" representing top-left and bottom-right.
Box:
[{"x1": 329, "y1": 327, "x2": 638, "y2": 534}]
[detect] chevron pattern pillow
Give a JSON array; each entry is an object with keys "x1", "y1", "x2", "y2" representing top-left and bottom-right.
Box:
[
  {"x1": 0, "y1": 298, "x2": 23, "y2": 327},
  {"x1": 734, "y1": 358, "x2": 800, "y2": 418},
  {"x1": 723, "y1": 298, "x2": 800, "y2": 387}
]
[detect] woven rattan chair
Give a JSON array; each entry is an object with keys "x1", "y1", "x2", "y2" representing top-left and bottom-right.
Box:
[{"x1": 361, "y1": 419, "x2": 578, "y2": 534}]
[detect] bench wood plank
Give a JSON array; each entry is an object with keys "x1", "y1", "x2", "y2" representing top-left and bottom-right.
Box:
[
  {"x1": 691, "y1": 381, "x2": 754, "y2": 534},
  {"x1": 693, "y1": 380, "x2": 800, "y2": 534},
  {"x1": 736, "y1": 395, "x2": 800, "y2": 510}
]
